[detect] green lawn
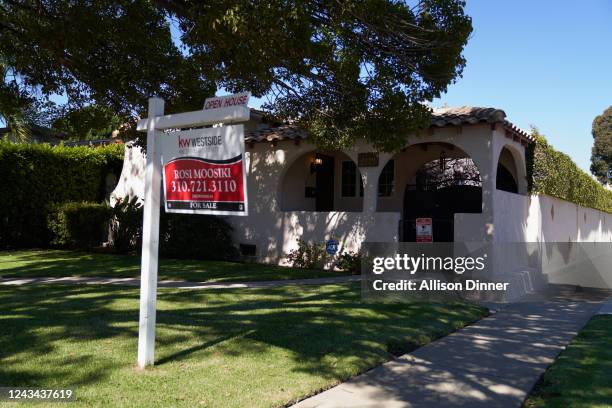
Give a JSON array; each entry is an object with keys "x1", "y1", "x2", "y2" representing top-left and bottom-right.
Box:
[
  {"x1": 0, "y1": 283, "x2": 486, "y2": 407},
  {"x1": 0, "y1": 250, "x2": 348, "y2": 282},
  {"x1": 524, "y1": 315, "x2": 612, "y2": 408}
]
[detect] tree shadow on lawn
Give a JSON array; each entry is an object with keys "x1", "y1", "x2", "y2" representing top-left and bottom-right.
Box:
[
  {"x1": 0, "y1": 250, "x2": 139, "y2": 278},
  {"x1": 0, "y1": 283, "x2": 485, "y2": 390},
  {"x1": 0, "y1": 250, "x2": 339, "y2": 281}
]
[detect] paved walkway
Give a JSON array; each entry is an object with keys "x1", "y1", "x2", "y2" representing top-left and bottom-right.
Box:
[
  {"x1": 0, "y1": 275, "x2": 359, "y2": 289},
  {"x1": 292, "y1": 288, "x2": 610, "y2": 408}
]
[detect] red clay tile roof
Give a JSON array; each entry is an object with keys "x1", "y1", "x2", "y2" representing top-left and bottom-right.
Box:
[
  {"x1": 431, "y1": 106, "x2": 506, "y2": 126},
  {"x1": 245, "y1": 124, "x2": 307, "y2": 143},
  {"x1": 245, "y1": 106, "x2": 532, "y2": 144}
]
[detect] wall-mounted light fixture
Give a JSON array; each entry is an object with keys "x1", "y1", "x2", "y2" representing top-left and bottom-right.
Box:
[{"x1": 310, "y1": 156, "x2": 323, "y2": 174}]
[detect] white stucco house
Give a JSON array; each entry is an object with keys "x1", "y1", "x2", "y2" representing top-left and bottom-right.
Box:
[{"x1": 112, "y1": 106, "x2": 612, "y2": 292}]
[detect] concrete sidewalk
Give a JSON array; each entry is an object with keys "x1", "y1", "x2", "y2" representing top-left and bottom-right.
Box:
[
  {"x1": 292, "y1": 290, "x2": 608, "y2": 408},
  {"x1": 0, "y1": 274, "x2": 359, "y2": 289}
]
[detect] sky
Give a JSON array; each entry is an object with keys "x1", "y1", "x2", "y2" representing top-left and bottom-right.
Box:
[{"x1": 432, "y1": 0, "x2": 612, "y2": 173}]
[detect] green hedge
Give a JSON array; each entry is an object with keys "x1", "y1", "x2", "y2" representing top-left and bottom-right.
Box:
[
  {"x1": 48, "y1": 202, "x2": 112, "y2": 249},
  {"x1": 527, "y1": 131, "x2": 612, "y2": 213},
  {"x1": 0, "y1": 142, "x2": 124, "y2": 248},
  {"x1": 159, "y1": 212, "x2": 239, "y2": 261}
]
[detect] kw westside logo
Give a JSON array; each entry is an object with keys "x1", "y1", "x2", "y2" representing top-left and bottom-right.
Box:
[{"x1": 177, "y1": 134, "x2": 223, "y2": 148}]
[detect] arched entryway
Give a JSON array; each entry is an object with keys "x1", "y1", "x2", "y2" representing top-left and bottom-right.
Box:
[
  {"x1": 403, "y1": 156, "x2": 482, "y2": 241},
  {"x1": 279, "y1": 151, "x2": 363, "y2": 211},
  {"x1": 377, "y1": 142, "x2": 482, "y2": 242}
]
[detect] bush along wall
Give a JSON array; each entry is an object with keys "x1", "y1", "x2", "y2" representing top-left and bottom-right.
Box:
[
  {"x1": 101, "y1": 198, "x2": 238, "y2": 261},
  {"x1": 159, "y1": 212, "x2": 239, "y2": 261},
  {"x1": 47, "y1": 202, "x2": 112, "y2": 249},
  {"x1": 527, "y1": 130, "x2": 612, "y2": 214},
  {"x1": 0, "y1": 142, "x2": 124, "y2": 248}
]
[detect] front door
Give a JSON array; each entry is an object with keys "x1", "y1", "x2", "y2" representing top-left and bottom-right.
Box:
[{"x1": 315, "y1": 154, "x2": 334, "y2": 211}]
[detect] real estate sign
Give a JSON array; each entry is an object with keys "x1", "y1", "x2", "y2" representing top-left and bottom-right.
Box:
[
  {"x1": 161, "y1": 125, "x2": 248, "y2": 215},
  {"x1": 416, "y1": 218, "x2": 433, "y2": 242},
  {"x1": 136, "y1": 93, "x2": 250, "y2": 369}
]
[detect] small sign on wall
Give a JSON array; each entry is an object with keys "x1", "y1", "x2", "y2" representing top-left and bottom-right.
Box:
[
  {"x1": 326, "y1": 239, "x2": 339, "y2": 255},
  {"x1": 416, "y1": 218, "x2": 433, "y2": 242},
  {"x1": 358, "y1": 152, "x2": 379, "y2": 167}
]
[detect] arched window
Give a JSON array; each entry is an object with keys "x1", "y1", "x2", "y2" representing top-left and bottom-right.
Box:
[{"x1": 496, "y1": 147, "x2": 519, "y2": 194}]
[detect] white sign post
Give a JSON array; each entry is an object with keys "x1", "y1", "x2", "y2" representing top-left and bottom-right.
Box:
[
  {"x1": 136, "y1": 93, "x2": 250, "y2": 369},
  {"x1": 137, "y1": 97, "x2": 164, "y2": 368}
]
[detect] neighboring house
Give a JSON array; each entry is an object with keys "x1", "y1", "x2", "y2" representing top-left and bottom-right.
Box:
[{"x1": 112, "y1": 106, "x2": 612, "y2": 297}]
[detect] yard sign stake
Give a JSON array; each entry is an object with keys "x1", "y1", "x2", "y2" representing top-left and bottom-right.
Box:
[
  {"x1": 136, "y1": 93, "x2": 250, "y2": 368},
  {"x1": 137, "y1": 97, "x2": 164, "y2": 368}
]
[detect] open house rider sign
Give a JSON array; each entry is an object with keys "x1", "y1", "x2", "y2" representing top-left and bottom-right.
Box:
[{"x1": 161, "y1": 125, "x2": 248, "y2": 215}]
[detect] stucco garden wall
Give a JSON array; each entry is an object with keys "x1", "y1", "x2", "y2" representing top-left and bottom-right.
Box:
[
  {"x1": 231, "y1": 211, "x2": 400, "y2": 264},
  {"x1": 491, "y1": 189, "x2": 612, "y2": 293},
  {"x1": 493, "y1": 190, "x2": 612, "y2": 243}
]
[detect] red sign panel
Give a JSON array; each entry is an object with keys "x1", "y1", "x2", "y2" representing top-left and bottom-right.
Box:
[
  {"x1": 416, "y1": 218, "x2": 433, "y2": 242},
  {"x1": 164, "y1": 156, "x2": 245, "y2": 213}
]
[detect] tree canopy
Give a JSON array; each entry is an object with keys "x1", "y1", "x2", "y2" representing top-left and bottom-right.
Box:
[
  {"x1": 0, "y1": 0, "x2": 472, "y2": 150},
  {"x1": 52, "y1": 105, "x2": 122, "y2": 140},
  {"x1": 591, "y1": 106, "x2": 612, "y2": 184}
]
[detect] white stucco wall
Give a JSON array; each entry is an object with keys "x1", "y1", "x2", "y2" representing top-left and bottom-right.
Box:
[
  {"x1": 454, "y1": 213, "x2": 488, "y2": 241},
  {"x1": 493, "y1": 190, "x2": 612, "y2": 243},
  {"x1": 231, "y1": 211, "x2": 400, "y2": 264},
  {"x1": 110, "y1": 141, "x2": 146, "y2": 206},
  {"x1": 492, "y1": 189, "x2": 612, "y2": 292}
]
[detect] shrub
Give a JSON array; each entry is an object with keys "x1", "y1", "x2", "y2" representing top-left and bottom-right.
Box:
[
  {"x1": 335, "y1": 251, "x2": 363, "y2": 274},
  {"x1": 105, "y1": 197, "x2": 238, "y2": 259},
  {"x1": 110, "y1": 196, "x2": 143, "y2": 254},
  {"x1": 286, "y1": 239, "x2": 328, "y2": 269},
  {"x1": 159, "y1": 212, "x2": 238, "y2": 260},
  {"x1": 0, "y1": 141, "x2": 124, "y2": 248},
  {"x1": 47, "y1": 202, "x2": 112, "y2": 249},
  {"x1": 527, "y1": 130, "x2": 612, "y2": 213}
]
